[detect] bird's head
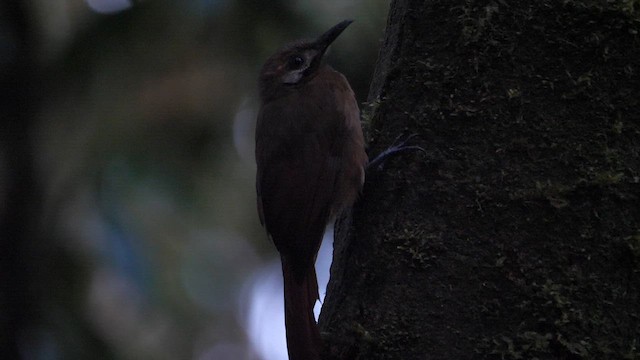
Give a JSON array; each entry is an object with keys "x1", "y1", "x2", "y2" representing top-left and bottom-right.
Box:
[{"x1": 259, "y1": 20, "x2": 353, "y2": 101}]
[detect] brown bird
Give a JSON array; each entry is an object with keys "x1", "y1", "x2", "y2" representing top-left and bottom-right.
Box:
[{"x1": 255, "y1": 20, "x2": 367, "y2": 360}]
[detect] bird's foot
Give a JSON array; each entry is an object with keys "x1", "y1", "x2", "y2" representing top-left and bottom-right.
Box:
[{"x1": 367, "y1": 133, "x2": 425, "y2": 171}]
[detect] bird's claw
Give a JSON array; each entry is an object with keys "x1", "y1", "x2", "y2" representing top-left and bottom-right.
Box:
[{"x1": 367, "y1": 133, "x2": 426, "y2": 171}]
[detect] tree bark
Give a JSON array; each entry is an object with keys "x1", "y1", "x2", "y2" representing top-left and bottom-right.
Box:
[{"x1": 319, "y1": 1, "x2": 640, "y2": 359}]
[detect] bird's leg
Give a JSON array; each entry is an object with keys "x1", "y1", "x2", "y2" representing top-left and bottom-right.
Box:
[{"x1": 367, "y1": 133, "x2": 425, "y2": 171}]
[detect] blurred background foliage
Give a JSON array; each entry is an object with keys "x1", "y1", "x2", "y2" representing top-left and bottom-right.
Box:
[{"x1": 1, "y1": 0, "x2": 389, "y2": 359}]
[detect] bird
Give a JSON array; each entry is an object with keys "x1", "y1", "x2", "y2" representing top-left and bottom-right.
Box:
[{"x1": 255, "y1": 20, "x2": 367, "y2": 360}]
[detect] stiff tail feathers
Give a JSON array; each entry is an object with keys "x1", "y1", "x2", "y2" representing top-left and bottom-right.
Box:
[{"x1": 282, "y1": 260, "x2": 321, "y2": 360}]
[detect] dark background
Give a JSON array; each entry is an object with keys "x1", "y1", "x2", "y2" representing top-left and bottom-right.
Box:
[{"x1": 0, "y1": 1, "x2": 389, "y2": 359}]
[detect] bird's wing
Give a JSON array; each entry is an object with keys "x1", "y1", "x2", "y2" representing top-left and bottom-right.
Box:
[{"x1": 255, "y1": 92, "x2": 345, "y2": 278}]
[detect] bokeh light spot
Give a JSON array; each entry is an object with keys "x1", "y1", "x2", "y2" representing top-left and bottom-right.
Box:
[{"x1": 85, "y1": 0, "x2": 132, "y2": 14}]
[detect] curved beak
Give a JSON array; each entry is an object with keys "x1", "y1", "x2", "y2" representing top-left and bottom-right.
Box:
[{"x1": 314, "y1": 19, "x2": 353, "y2": 54}]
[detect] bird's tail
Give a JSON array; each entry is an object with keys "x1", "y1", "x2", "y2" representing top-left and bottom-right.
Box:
[{"x1": 282, "y1": 258, "x2": 321, "y2": 360}]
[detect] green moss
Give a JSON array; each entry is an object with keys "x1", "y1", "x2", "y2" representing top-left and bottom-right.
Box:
[
  {"x1": 628, "y1": 231, "x2": 640, "y2": 260},
  {"x1": 479, "y1": 277, "x2": 640, "y2": 359}
]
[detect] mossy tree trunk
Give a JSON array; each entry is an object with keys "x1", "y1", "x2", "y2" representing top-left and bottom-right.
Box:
[{"x1": 319, "y1": 1, "x2": 640, "y2": 359}]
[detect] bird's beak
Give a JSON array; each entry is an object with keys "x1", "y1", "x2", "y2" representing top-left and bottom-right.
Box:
[{"x1": 314, "y1": 20, "x2": 353, "y2": 54}]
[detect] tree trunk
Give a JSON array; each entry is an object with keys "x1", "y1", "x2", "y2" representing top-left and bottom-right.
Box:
[{"x1": 319, "y1": 1, "x2": 640, "y2": 359}]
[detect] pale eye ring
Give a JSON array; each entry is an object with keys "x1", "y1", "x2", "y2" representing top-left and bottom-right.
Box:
[{"x1": 288, "y1": 55, "x2": 305, "y2": 70}]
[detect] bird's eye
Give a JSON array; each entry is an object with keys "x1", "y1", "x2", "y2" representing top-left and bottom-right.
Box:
[{"x1": 288, "y1": 55, "x2": 305, "y2": 70}]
